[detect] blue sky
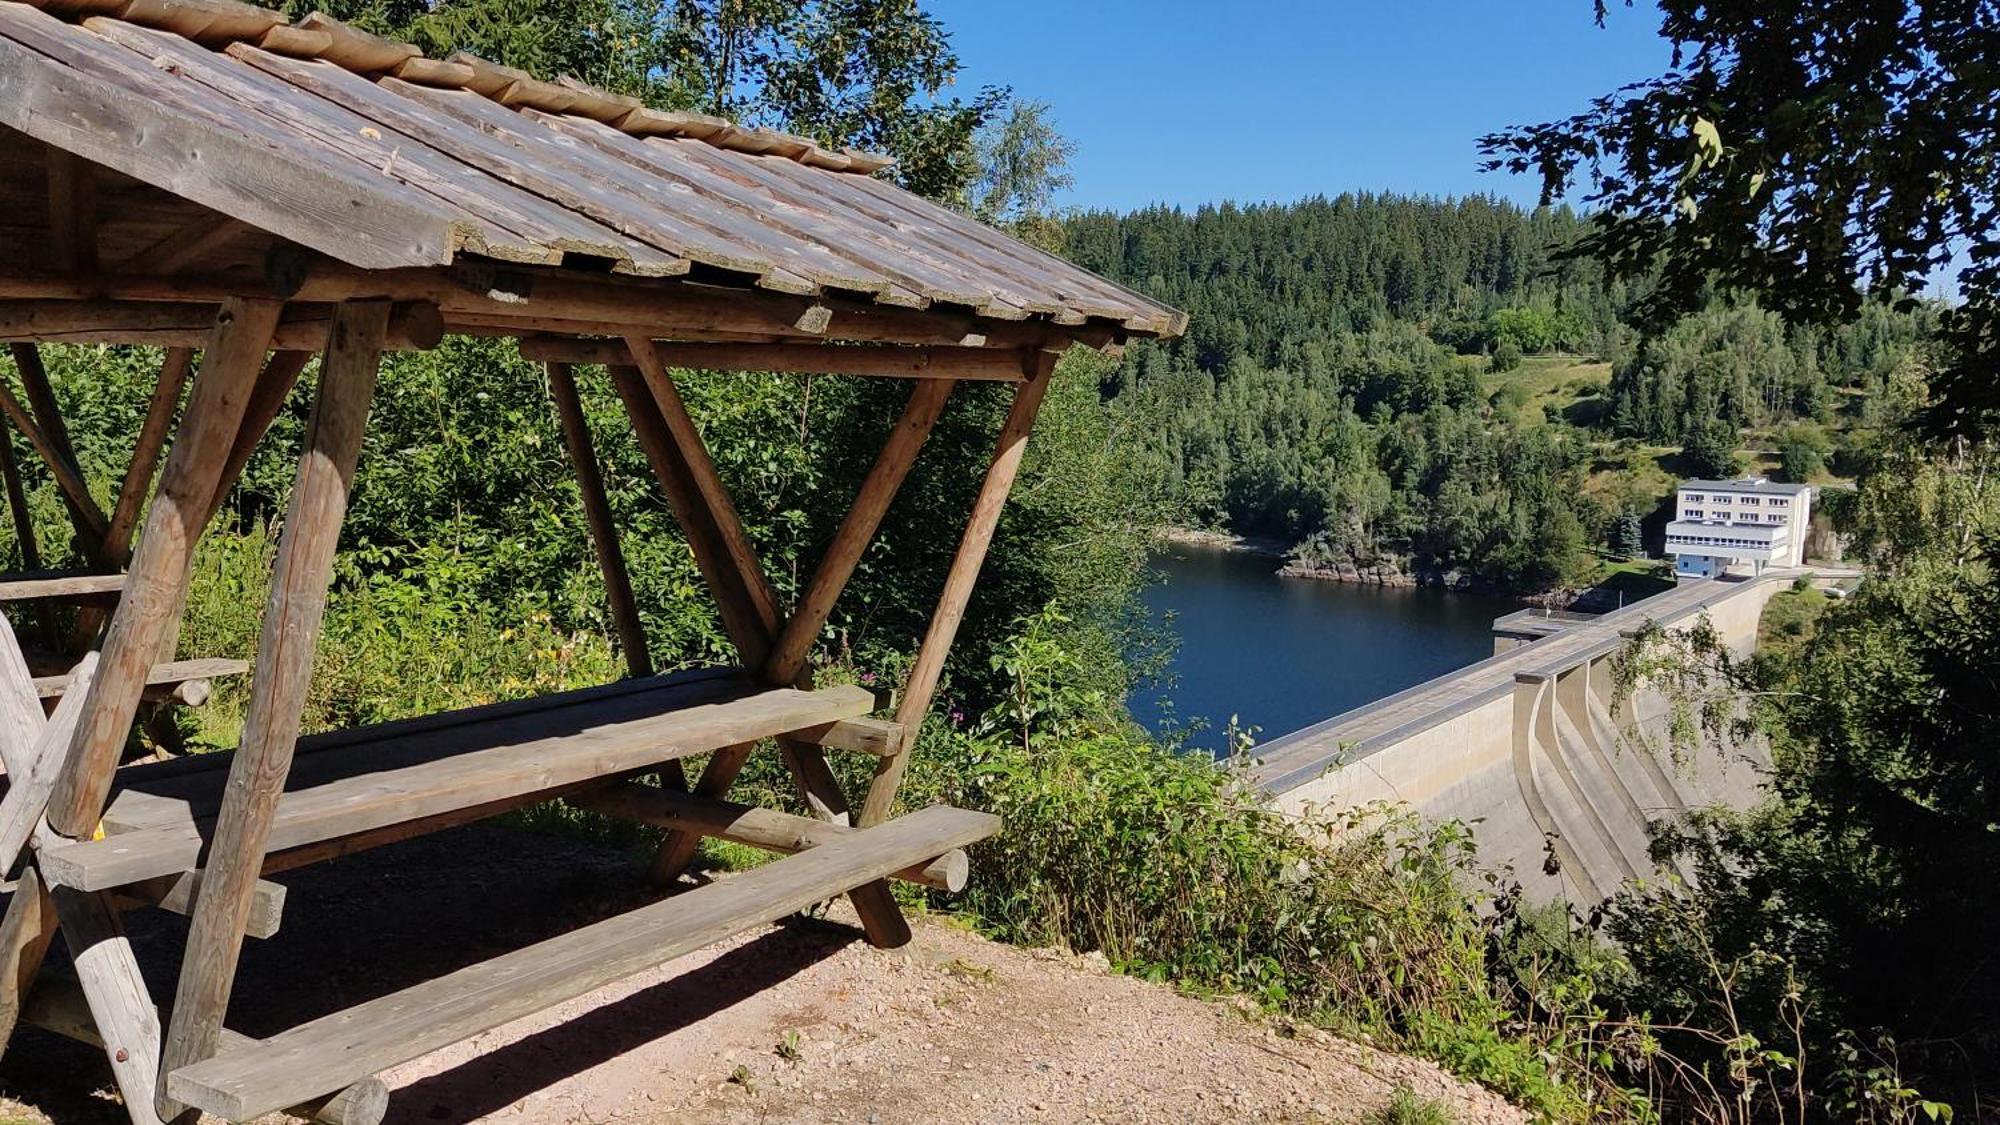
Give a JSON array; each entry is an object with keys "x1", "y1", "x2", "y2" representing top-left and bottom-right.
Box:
[{"x1": 928, "y1": 0, "x2": 1676, "y2": 213}]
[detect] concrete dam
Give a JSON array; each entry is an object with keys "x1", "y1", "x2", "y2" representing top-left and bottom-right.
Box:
[{"x1": 1249, "y1": 573, "x2": 1802, "y2": 901}]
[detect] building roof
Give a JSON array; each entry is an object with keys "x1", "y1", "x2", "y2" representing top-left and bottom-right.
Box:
[
  {"x1": 1678, "y1": 478, "x2": 1814, "y2": 497},
  {"x1": 0, "y1": 0, "x2": 1184, "y2": 340}
]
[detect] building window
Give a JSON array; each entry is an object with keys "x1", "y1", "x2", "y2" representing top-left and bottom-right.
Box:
[
  {"x1": 1741, "y1": 497, "x2": 1761, "y2": 506},
  {"x1": 1684, "y1": 493, "x2": 1704, "y2": 504},
  {"x1": 1772, "y1": 498, "x2": 1789, "y2": 507},
  {"x1": 1686, "y1": 510, "x2": 1703, "y2": 519},
  {"x1": 1769, "y1": 513, "x2": 1784, "y2": 523}
]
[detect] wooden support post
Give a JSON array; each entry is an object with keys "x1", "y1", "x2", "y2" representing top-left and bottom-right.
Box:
[
  {"x1": 158, "y1": 302, "x2": 387, "y2": 1123},
  {"x1": 46, "y1": 297, "x2": 281, "y2": 843},
  {"x1": 51, "y1": 886, "x2": 166, "y2": 1125},
  {"x1": 71, "y1": 348, "x2": 196, "y2": 649},
  {"x1": 622, "y1": 337, "x2": 781, "y2": 642},
  {"x1": 763, "y1": 379, "x2": 956, "y2": 686},
  {"x1": 0, "y1": 866, "x2": 59, "y2": 1056},
  {"x1": 544, "y1": 361, "x2": 650, "y2": 678},
  {"x1": 207, "y1": 350, "x2": 316, "y2": 528},
  {"x1": 859, "y1": 350, "x2": 1058, "y2": 828},
  {"x1": 605, "y1": 364, "x2": 771, "y2": 668},
  {"x1": 104, "y1": 348, "x2": 196, "y2": 564}
]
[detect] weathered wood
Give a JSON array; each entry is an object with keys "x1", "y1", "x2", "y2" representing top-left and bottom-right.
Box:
[
  {"x1": 0, "y1": 652, "x2": 99, "y2": 873},
  {"x1": 33, "y1": 657, "x2": 248, "y2": 700},
  {"x1": 604, "y1": 364, "x2": 772, "y2": 667},
  {"x1": 0, "y1": 266, "x2": 1119, "y2": 353},
  {"x1": 116, "y1": 217, "x2": 250, "y2": 277},
  {"x1": 0, "y1": 866, "x2": 59, "y2": 1056},
  {"x1": 517, "y1": 338, "x2": 1027, "y2": 381},
  {"x1": 544, "y1": 361, "x2": 650, "y2": 678},
  {"x1": 207, "y1": 349, "x2": 315, "y2": 529},
  {"x1": 105, "y1": 348, "x2": 194, "y2": 563},
  {"x1": 159, "y1": 301, "x2": 387, "y2": 1121},
  {"x1": 49, "y1": 886, "x2": 167, "y2": 1125},
  {"x1": 111, "y1": 870, "x2": 285, "y2": 941},
  {"x1": 0, "y1": 300, "x2": 443, "y2": 351},
  {"x1": 22, "y1": 976, "x2": 385, "y2": 1125},
  {"x1": 572, "y1": 782, "x2": 967, "y2": 890},
  {"x1": 0, "y1": 9, "x2": 458, "y2": 272},
  {"x1": 0, "y1": 568, "x2": 122, "y2": 603},
  {"x1": 766, "y1": 379, "x2": 955, "y2": 686},
  {"x1": 39, "y1": 682, "x2": 879, "y2": 892},
  {"x1": 792, "y1": 716, "x2": 903, "y2": 757},
  {"x1": 43, "y1": 147, "x2": 98, "y2": 274},
  {"x1": 622, "y1": 337, "x2": 780, "y2": 642},
  {"x1": 46, "y1": 297, "x2": 280, "y2": 843},
  {"x1": 861, "y1": 351, "x2": 1058, "y2": 827},
  {"x1": 165, "y1": 804, "x2": 1000, "y2": 1122},
  {"x1": 0, "y1": 428, "x2": 39, "y2": 579}
]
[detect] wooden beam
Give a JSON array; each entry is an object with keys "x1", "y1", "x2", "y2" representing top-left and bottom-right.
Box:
[
  {"x1": 622, "y1": 337, "x2": 780, "y2": 642},
  {"x1": 103, "y1": 349, "x2": 195, "y2": 565},
  {"x1": 604, "y1": 365, "x2": 771, "y2": 667},
  {"x1": 571, "y1": 782, "x2": 967, "y2": 891},
  {"x1": 861, "y1": 350, "x2": 1059, "y2": 828},
  {"x1": 0, "y1": 301, "x2": 443, "y2": 352},
  {"x1": 206, "y1": 349, "x2": 316, "y2": 529},
  {"x1": 50, "y1": 885, "x2": 167, "y2": 1125},
  {"x1": 544, "y1": 361, "x2": 650, "y2": 678},
  {"x1": 0, "y1": 865, "x2": 59, "y2": 1055},
  {"x1": 0, "y1": 266, "x2": 1118, "y2": 352},
  {"x1": 517, "y1": 338, "x2": 1026, "y2": 381},
  {"x1": 764, "y1": 379, "x2": 955, "y2": 686},
  {"x1": 43, "y1": 148, "x2": 97, "y2": 275},
  {"x1": 45, "y1": 297, "x2": 281, "y2": 843},
  {"x1": 159, "y1": 301, "x2": 387, "y2": 1123}
]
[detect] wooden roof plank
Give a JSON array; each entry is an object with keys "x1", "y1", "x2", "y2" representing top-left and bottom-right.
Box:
[
  {"x1": 85, "y1": 21, "x2": 565, "y2": 267},
  {"x1": 758, "y1": 155, "x2": 1136, "y2": 325},
  {"x1": 219, "y1": 45, "x2": 687, "y2": 277},
  {"x1": 389, "y1": 80, "x2": 902, "y2": 298},
  {"x1": 236, "y1": 53, "x2": 811, "y2": 291},
  {"x1": 845, "y1": 170, "x2": 1181, "y2": 330},
  {"x1": 533, "y1": 113, "x2": 1014, "y2": 312},
  {"x1": 601, "y1": 126, "x2": 1047, "y2": 318},
  {"x1": 0, "y1": 5, "x2": 457, "y2": 271}
]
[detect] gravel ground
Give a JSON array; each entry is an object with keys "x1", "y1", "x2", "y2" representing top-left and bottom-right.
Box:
[{"x1": 0, "y1": 822, "x2": 1525, "y2": 1125}]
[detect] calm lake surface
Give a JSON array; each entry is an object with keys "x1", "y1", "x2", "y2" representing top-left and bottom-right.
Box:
[{"x1": 1130, "y1": 542, "x2": 1520, "y2": 755}]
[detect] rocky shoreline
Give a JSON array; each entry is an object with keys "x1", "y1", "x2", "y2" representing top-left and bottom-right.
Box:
[{"x1": 1154, "y1": 527, "x2": 1584, "y2": 603}]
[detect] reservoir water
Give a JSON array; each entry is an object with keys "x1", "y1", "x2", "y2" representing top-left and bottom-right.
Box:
[{"x1": 1130, "y1": 542, "x2": 1520, "y2": 755}]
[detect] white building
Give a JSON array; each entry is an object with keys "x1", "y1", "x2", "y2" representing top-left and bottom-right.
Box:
[{"x1": 1665, "y1": 478, "x2": 1814, "y2": 580}]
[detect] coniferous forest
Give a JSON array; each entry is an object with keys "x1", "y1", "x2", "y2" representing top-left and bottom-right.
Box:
[{"x1": 1063, "y1": 195, "x2": 1940, "y2": 590}]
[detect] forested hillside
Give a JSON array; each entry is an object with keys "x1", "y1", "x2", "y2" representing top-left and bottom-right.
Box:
[{"x1": 1067, "y1": 196, "x2": 1939, "y2": 591}]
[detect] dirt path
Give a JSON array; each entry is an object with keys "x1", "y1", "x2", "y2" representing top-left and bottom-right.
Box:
[{"x1": 0, "y1": 823, "x2": 1523, "y2": 1125}]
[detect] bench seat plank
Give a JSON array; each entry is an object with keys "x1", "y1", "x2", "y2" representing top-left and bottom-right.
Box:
[
  {"x1": 39, "y1": 675, "x2": 876, "y2": 892},
  {"x1": 168, "y1": 804, "x2": 999, "y2": 1121}
]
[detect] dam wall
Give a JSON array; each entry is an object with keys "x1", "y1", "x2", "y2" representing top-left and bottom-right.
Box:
[{"x1": 1251, "y1": 573, "x2": 1803, "y2": 900}]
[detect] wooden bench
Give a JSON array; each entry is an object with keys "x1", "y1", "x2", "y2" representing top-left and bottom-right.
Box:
[
  {"x1": 39, "y1": 667, "x2": 888, "y2": 892},
  {"x1": 33, "y1": 655, "x2": 250, "y2": 703},
  {"x1": 165, "y1": 803, "x2": 997, "y2": 1121}
]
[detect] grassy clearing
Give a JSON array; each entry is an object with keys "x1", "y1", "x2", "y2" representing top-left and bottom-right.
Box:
[{"x1": 1482, "y1": 354, "x2": 1612, "y2": 426}]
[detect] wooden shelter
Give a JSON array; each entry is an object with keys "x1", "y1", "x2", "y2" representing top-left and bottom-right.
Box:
[{"x1": 0, "y1": 0, "x2": 1185, "y2": 1120}]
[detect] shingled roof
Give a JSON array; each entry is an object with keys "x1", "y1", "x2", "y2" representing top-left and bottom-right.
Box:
[{"x1": 0, "y1": 0, "x2": 1184, "y2": 341}]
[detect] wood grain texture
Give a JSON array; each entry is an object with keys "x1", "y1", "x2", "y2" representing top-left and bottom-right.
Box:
[
  {"x1": 104, "y1": 348, "x2": 193, "y2": 563},
  {"x1": 167, "y1": 804, "x2": 999, "y2": 1121},
  {"x1": 39, "y1": 682, "x2": 879, "y2": 892},
  {"x1": 47, "y1": 296, "x2": 278, "y2": 842},
  {"x1": 862, "y1": 351, "x2": 1057, "y2": 827},
  {"x1": 50, "y1": 885, "x2": 167, "y2": 1125},
  {"x1": 0, "y1": 569, "x2": 122, "y2": 603},
  {"x1": 518, "y1": 338, "x2": 1026, "y2": 381},
  {"x1": 572, "y1": 782, "x2": 974, "y2": 891},
  {"x1": 159, "y1": 301, "x2": 386, "y2": 1121}
]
